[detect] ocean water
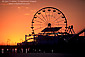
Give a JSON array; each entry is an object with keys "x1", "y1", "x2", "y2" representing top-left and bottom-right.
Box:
[{"x1": 0, "y1": 53, "x2": 82, "y2": 57}]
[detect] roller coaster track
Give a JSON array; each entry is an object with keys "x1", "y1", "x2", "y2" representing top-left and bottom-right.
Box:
[{"x1": 76, "y1": 28, "x2": 85, "y2": 36}]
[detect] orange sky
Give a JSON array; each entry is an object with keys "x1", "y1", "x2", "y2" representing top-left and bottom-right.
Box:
[{"x1": 0, "y1": 0, "x2": 85, "y2": 45}]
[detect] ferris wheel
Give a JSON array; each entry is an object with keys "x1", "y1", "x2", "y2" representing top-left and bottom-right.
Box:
[{"x1": 31, "y1": 7, "x2": 67, "y2": 34}]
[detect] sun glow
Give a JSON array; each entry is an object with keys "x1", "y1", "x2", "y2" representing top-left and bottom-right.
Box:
[{"x1": 0, "y1": 0, "x2": 84, "y2": 45}]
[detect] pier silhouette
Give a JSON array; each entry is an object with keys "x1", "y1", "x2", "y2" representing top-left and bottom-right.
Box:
[{"x1": 0, "y1": 7, "x2": 85, "y2": 57}]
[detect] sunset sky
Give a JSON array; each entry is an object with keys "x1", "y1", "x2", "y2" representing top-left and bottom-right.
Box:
[{"x1": 0, "y1": 0, "x2": 85, "y2": 45}]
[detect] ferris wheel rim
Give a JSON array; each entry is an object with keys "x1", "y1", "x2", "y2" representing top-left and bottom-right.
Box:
[
  {"x1": 33, "y1": 7, "x2": 67, "y2": 20},
  {"x1": 31, "y1": 7, "x2": 68, "y2": 34}
]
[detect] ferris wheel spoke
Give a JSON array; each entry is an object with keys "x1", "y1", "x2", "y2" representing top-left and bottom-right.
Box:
[
  {"x1": 52, "y1": 15, "x2": 56, "y2": 19},
  {"x1": 48, "y1": 9, "x2": 51, "y2": 22},
  {"x1": 53, "y1": 24, "x2": 66, "y2": 25},
  {"x1": 40, "y1": 13, "x2": 47, "y2": 22},
  {"x1": 51, "y1": 11, "x2": 54, "y2": 19},
  {"x1": 33, "y1": 24, "x2": 43, "y2": 26},
  {"x1": 34, "y1": 26, "x2": 45, "y2": 30},
  {"x1": 36, "y1": 15, "x2": 45, "y2": 22},
  {"x1": 54, "y1": 15, "x2": 62, "y2": 21},
  {"x1": 51, "y1": 12, "x2": 61, "y2": 22},
  {"x1": 51, "y1": 11, "x2": 58, "y2": 19},
  {"x1": 45, "y1": 11, "x2": 48, "y2": 22},
  {"x1": 48, "y1": 8, "x2": 51, "y2": 21},
  {"x1": 34, "y1": 20, "x2": 43, "y2": 23},
  {"x1": 51, "y1": 11, "x2": 57, "y2": 23},
  {"x1": 52, "y1": 10, "x2": 56, "y2": 18},
  {"x1": 56, "y1": 20, "x2": 65, "y2": 23}
]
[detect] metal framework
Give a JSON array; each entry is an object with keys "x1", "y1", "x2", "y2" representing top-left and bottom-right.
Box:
[
  {"x1": 31, "y1": 7, "x2": 67, "y2": 35},
  {"x1": 25, "y1": 7, "x2": 76, "y2": 42}
]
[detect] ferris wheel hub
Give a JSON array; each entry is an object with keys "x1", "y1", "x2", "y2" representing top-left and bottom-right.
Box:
[{"x1": 48, "y1": 23, "x2": 51, "y2": 27}]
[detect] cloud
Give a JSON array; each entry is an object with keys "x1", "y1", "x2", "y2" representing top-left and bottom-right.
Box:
[
  {"x1": 24, "y1": 13, "x2": 30, "y2": 15},
  {"x1": 30, "y1": 10, "x2": 36, "y2": 12},
  {"x1": 18, "y1": 7, "x2": 21, "y2": 9}
]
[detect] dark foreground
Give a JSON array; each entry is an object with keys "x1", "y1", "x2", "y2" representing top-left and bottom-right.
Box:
[{"x1": 0, "y1": 53, "x2": 83, "y2": 57}]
